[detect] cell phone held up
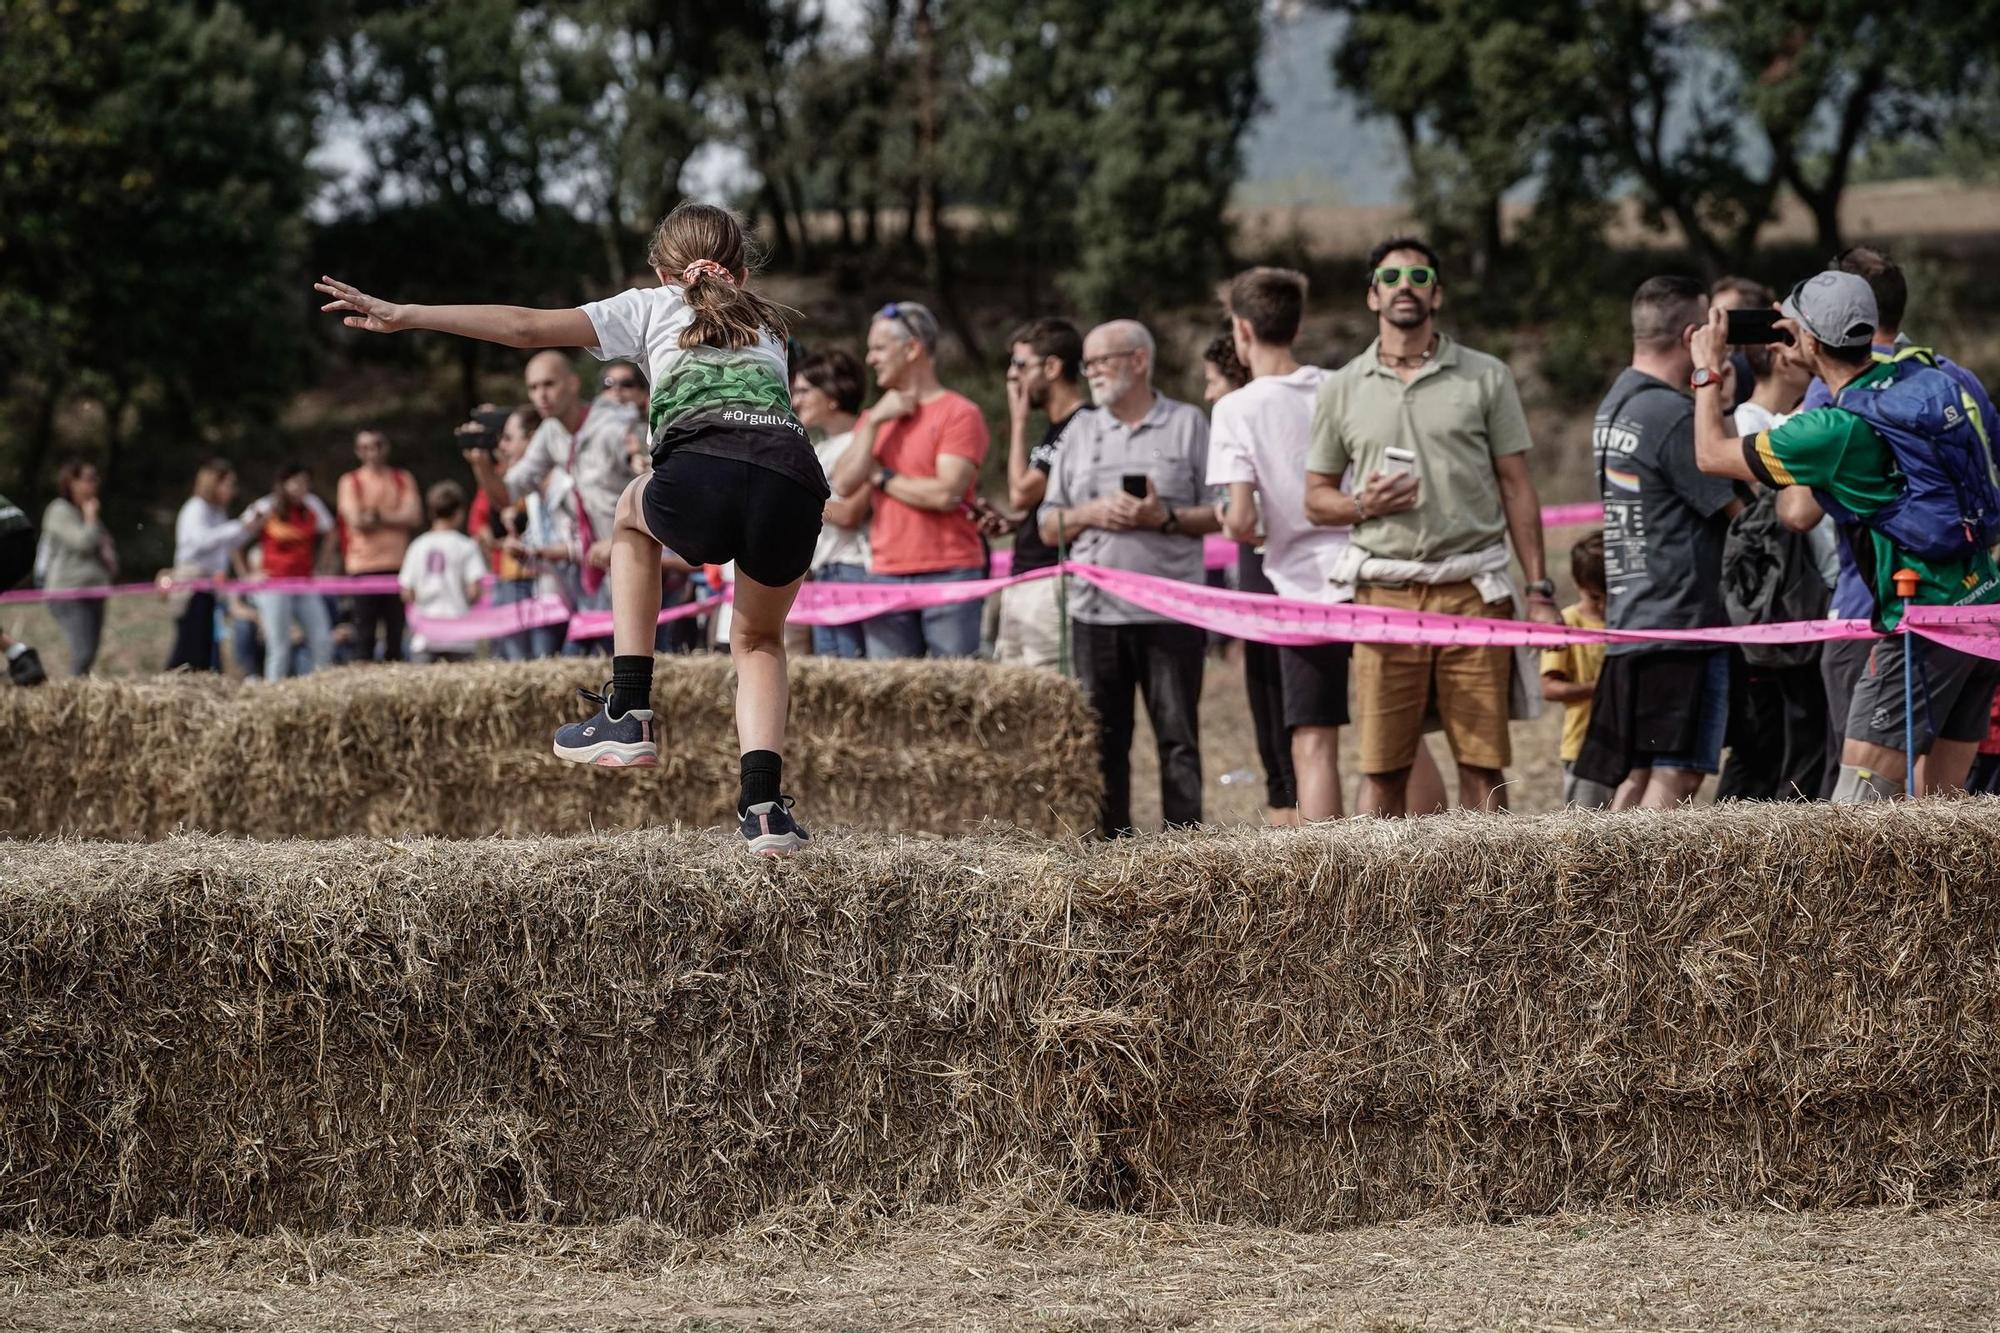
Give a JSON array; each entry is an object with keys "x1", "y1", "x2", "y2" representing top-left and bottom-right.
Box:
[
  {"x1": 1725, "y1": 307, "x2": 1793, "y2": 346},
  {"x1": 1120, "y1": 473, "x2": 1151, "y2": 500},
  {"x1": 459, "y1": 407, "x2": 513, "y2": 455}
]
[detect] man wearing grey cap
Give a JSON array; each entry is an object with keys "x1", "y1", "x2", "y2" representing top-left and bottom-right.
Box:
[{"x1": 1691, "y1": 270, "x2": 2000, "y2": 801}]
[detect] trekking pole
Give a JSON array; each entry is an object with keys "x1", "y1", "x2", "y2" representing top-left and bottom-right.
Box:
[
  {"x1": 1056, "y1": 512, "x2": 1071, "y2": 678},
  {"x1": 1894, "y1": 567, "x2": 1920, "y2": 795}
]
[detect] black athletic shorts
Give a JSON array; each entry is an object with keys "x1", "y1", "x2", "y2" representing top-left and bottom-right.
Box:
[
  {"x1": 1574, "y1": 647, "x2": 1730, "y2": 786},
  {"x1": 0, "y1": 526, "x2": 33, "y2": 593},
  {"x1": 641, "y1": 448, "x2": 824, "y2": 589},
  {"x1": 1279, "y1": 641, "x2": 1352, "y2": 731}
]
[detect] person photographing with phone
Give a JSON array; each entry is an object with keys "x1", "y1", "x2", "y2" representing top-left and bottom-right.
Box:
[
  {"x1": 1039, "y1": 318, "x2": 1223, "y2": 837},
  {"x1": 1305, "y1": 237, "x2": 1559, "y2": 817},
  {"x1": 1691, "y1": 269, "x2": 2000, "y2": 801}
]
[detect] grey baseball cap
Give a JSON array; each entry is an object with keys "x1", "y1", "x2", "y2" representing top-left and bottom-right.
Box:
[{"x1": 1779, "y1": 271, "x2": 1878, "y2": 348}]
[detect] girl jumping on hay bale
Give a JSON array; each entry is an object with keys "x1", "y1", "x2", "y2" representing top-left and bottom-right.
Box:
[{"x1": 315, "y1": 202, "x2": 826, "y2": 856}]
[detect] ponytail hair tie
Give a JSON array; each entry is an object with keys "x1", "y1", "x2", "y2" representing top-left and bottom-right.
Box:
[{"x1": 680, "y1": 259, "x2": 734, "y2": 287}]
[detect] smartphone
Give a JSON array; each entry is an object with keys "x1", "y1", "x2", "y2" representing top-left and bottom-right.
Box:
[
  {"x1": 1725, "y1": 308, "x2": 1792, "y2": 346},
  {"x1": 1121, "y1": 473, "x2": 1150, "y2": 499},
  {"x1": 460, "y1": 407, "x2": 512, "y2": 455},
  {"x1": 1379, "y1": 446, "x2": 1417, "y2": 478}
]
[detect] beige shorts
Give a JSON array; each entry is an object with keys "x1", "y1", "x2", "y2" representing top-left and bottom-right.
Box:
[{"x1": 1353, "y1": 580, "x2": 1513, "y2": 774}]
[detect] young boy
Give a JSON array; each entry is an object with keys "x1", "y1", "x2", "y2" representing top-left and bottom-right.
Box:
[
  {"x1": 1540, "y1": 531, "x2": 1612, "y2": 808},
  {"x1": 399, "y1": 481, "x2": 487, "y2": 664}
]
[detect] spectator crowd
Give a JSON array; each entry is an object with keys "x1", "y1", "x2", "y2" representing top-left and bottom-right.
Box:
[{"x1": 6, "y1": 240, "x2": 1998, "y2": 831}]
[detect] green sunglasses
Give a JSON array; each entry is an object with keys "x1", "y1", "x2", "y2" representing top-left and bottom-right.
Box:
[{"x1": 1373, "y1": 265, "x2": 1437, "y2": 289}]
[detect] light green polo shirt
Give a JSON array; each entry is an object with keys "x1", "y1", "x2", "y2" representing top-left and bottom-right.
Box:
[{"x1": 1307, "y1": 334, "x2": 1534, "y2": 562}]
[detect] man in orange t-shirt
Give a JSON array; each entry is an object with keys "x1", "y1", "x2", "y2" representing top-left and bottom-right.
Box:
[
  {"x1": 337, "y1": 428, "x2": 423, "y2": 661},
  {"x1": 830, "y1": 301, "x2": 990, "y2": 658}
]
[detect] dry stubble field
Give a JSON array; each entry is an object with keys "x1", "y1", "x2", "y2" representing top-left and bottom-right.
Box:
[
  {"x1": 7, "y1": 1202, "x2": 2000, "y2": 1331},
  {"x1": 1, "y1": 596, "x2": 1925, "y2": 1333}
]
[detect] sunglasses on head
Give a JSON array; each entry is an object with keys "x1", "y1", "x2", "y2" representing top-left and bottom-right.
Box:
[
  {"x1": 876, "y1": 302, "x2": 925, "y2": 340},
  {"x1": 1373, "y1": 266, "x2": 1437, "y2": 289}
]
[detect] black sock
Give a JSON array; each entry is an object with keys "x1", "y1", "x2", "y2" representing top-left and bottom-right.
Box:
[
  {"x1": 739, "y1": 750, "x2": 782, "y2": 813},
  {"x1": 607, "y1": 655, "x2": 653, "y2": 719}
]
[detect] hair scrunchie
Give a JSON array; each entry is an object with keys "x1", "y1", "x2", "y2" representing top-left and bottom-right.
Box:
[{"x1": 680, "y1": 259, "x2": 734, "y2": 287}]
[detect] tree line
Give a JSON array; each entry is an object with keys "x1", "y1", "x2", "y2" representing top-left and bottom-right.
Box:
[{"x1": 2, "y1": 0, "x2": 1995, "y2": 530}]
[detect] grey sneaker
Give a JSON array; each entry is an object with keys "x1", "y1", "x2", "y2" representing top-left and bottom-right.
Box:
[
  {"x1": 739, "y1": 797, "x2": 809, "y2": 857},
  {"x1": 552, "y1": 685, "x2": 658, "y2": 768}
]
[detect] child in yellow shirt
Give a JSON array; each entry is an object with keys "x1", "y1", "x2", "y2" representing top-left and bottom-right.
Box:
[{"x1": 1540, "y1": 531, "x2": 1611, "y2": 808}]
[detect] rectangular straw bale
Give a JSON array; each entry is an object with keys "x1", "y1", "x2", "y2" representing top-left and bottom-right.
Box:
[
  {"x1": 7, "y1": 803, "x2": 2000, "y2": 1236},
  {"x1": 0, "y1": 656, "x2": 1100, "y2": 840},
  {"x1": 0, "y1": 675, "x2": 233, "y2": 838},
  {"x1": 1059, "y1": 803, "x2": 2000, "y2": 1226},
  {"x1": 0, "y1": 832, "x2": 1101, "y2": 1235}
]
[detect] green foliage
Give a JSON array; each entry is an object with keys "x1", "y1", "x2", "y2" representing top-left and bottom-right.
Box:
[
  {"x1": 0, "y1": 0, "x2": 316, "y2": 522},
  {"x1": 1044, "y1": 0, "x2": 1262, "y2": 315},
  {"x1": 1327, "y1": 0, "x2": 1602, "y2": 282},
  {"x1": 1323, "y1": 0, "x2": 2000, "y2": 277}
]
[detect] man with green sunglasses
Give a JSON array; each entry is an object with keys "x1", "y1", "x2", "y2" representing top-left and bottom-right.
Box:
[{"x1": 1305, "y1": 235, "x2": 1560, "y2": 818}]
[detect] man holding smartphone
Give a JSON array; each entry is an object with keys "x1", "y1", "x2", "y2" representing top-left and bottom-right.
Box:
[
  {"x1": 1041, "y1": 319, "x2": 1223, "y2": 837},
  {"x1": 1305, "y1": 237, "x2": 1559, "y2": 816}
]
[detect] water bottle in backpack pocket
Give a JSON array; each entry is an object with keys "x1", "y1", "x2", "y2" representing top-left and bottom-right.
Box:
[{"x1": 1822, "y1": 348, "x2": 2000, "y2": 560}]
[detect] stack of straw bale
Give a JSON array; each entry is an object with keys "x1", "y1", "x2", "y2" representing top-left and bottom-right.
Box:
[
  {"x1": 0, "y1": 657, "x2": 1100, "y2": 839},
  {"x1": 6, "y1": 802, "x2": 2000, "y2": 1235}
]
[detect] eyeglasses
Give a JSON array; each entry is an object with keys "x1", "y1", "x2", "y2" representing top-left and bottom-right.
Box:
[
  {"x1": 1081, "y1": 349, "x2": 1141, "y2": 373},
  {"x1": 1373, "y1": 266, "x2": 1437, "y2": 289},
  {"x1": 604, "y1": 376, "x2": 643, "y2": 391},
  {"x1": 1007, "y1": 356, "x2": 1038, "y2": 371}
]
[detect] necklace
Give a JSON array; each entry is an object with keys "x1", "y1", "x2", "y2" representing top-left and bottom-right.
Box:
[{"x1": 1377, "y1": 335, "x2": 1439, "y2": 370}]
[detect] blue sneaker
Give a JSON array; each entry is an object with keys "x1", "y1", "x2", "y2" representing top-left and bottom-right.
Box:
[
  {"x1": 740, "y1": 797, "x2": 810, "y2": 857},
  {"x1": 552, "y1": 685, "x2": 658, "y2": 768}
]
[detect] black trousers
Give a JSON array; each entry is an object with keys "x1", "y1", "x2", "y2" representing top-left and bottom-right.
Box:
[
  {"x1": 1073, "y1": 619, "x2": 1205, "y2": 837},
  {"x1": 350, "y1": 590, "x2": 406, "y2": 663},
  {"x1": 1237, "y1": 547, "x2": 1296, "y2": 810},
  {"x1": 1715, "y1": 653, "x2": 1829, "y2": 801},
  {"x1": 165, "y1": 590, "x2": 220, "y2": 672}
]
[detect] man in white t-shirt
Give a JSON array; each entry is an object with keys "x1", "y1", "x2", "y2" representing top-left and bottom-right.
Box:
[
  {"x1": 400, "y1": 480, "x2": 489, "y2": 663},
  {"x1": 1209, "y1": 267, "x2": 1352, "y2": 820}
]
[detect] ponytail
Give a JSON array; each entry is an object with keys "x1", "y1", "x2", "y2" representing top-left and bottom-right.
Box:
[
  {"x1": 646, "y1": 201, "x2": 796, "y2": 352},
  {"x1": 678, "y1": 269, "x2": 793, "y2": 352}
]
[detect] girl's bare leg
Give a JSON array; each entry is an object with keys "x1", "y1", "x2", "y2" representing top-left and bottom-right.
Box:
[
  {"x1": 612, "y1": 475, "x2": 663, "y2": 659},
  {"x1": 729, "y1": 570, "x2": 804, "y2": 756}
]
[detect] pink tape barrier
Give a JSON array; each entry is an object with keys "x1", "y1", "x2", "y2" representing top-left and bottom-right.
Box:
[
  {"x1": 1063, "y1": 565, "x2": 1877, "y2": 648},
  {"x1": 0, "y1": 573, "x2": 403, "y2": 605}
]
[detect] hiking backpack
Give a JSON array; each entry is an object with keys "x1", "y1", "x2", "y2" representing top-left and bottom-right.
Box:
[{"x1": 1821, "y1": 347, "x2": 2000, "y2": 560}]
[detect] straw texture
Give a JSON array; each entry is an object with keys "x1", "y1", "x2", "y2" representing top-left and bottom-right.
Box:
[
  {"x1": 0, "y1": 656, "x2": 1100, "y2": 839},
  {"x1": 4, "y1": 802, "x2": 1999, "y2": 1236}
]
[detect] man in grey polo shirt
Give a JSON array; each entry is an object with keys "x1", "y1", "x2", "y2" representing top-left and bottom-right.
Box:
[{"x1": 1041, "y1": 319, "x2": 1223, "y2": 836}]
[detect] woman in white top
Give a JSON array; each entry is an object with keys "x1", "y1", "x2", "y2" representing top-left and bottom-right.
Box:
[
  {"x1": 316, "y1": 202, "x2": 827, "y2": 856},
  {"x1": 167, "y1": 459, "x2": 265, "y2": 672},
  {"x1": 793, "y1": 349, "x2": 871, "y2": 659}
]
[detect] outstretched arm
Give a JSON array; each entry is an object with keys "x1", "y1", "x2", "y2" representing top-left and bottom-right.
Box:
[{"x1": 316, "y1": 277, "x2": 595, "y2": 349}]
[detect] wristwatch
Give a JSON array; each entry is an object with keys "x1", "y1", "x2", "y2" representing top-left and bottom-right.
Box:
[
  {"x1": 1159, "y1": 503, "x2": 1181, "y2": 535},
  {"x1": 1689, "y1": 366, "x2": 1726, "y2": 391},
  {"x1": 872, "y1": 466, "x2": 896, "y2": 490},
  {"x1": 1526, "y1": 578, "x2": 1557, "y2": 599}
]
